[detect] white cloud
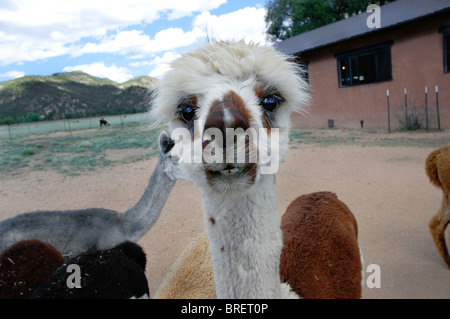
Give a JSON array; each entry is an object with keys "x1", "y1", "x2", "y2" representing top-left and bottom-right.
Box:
[
  {"x1": 166, "y1": 0, "x2": 226, "y2": 20},
  {"x1": 0, "y1": 70, "x2": 25, "y2": 80},
  {"x1": 81, "y1": 30, "x2": 151, "y2": 56},
  {"x1": 193, "y1": 7, "x2": 267, "y2": 44},
  {"x1": 148, "y1": 52, "x2": 181, "y2": 78},
  {"x1": 80, "y1": 27, "x2": 204, "y2": 56},
  {"x1": 63, "y1": 62, "x2": 133, "y2": 83},
  {"x1": 153, "y1": 27, "x2": 204, "y2": 51},
  {"x1": 128, "y1": 61, "x2": 153, "y2": 68},
  {"x1": 80, "y1": 6, "x2": 268, "y2": 77},
  {"x1": 0, "y1": 0, "x2": 227, "y2": 65}
]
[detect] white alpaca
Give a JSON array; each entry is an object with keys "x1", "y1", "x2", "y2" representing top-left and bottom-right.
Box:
[{"x1": 153, "y1": 41, "x2": 362, "y2": 299}]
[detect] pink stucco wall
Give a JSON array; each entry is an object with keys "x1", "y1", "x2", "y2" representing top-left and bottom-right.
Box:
[{"x1": 291, "y1": 13, "x2": 450, "y2": 130}]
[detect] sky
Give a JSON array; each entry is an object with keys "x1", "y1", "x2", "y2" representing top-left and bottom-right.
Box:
[{"x1": 0, "y1": 0, "x2": 269, "y2": 83}]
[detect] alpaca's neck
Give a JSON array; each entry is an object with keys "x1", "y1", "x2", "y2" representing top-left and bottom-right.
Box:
[
  {"x1": 201, "y1": 176, "x2": 284, "y2": 298},
  {"x1": 122, "y1": 157, "x2": 176, "y2": 241}
]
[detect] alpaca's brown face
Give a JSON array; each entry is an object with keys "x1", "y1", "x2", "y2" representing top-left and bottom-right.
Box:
[
  {"x1": 173, "y1": 85, "x2": 288, "y2": 193},
  {"x1": 153, "y1": 41, "x2": 310, "y2": 193},
  {"x1": 190, "y1": 90, "x2": 258, "y2": 188}
]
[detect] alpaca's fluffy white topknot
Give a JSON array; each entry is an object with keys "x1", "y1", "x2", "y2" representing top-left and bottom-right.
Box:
[{"x1": 152, "y1": 40, "x2": 310, "y2": 126}]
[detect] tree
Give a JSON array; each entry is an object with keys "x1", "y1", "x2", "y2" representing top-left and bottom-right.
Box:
[
  {"x1": 16, "y1": 112, "x2": 40, "y2": 123},
  {"x1": 0, "y1": 117, "x2": 15, "y2": 125},
  {"x1": 265, "y1": 0, "x2": 396, "y2": 42}
]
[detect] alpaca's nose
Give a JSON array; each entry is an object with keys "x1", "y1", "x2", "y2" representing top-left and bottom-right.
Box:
[{"x1": 203, "y1": 91, "x2": 250, "y2": 149}]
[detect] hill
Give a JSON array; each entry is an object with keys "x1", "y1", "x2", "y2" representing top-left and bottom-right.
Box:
[{"x1": 0, "y1": 71, "x2": 157, "y2": 123}]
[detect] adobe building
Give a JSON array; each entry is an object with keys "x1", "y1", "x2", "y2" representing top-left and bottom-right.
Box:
[{"x1": 275, "y1": 0, "x2": 450, "y2": 130}]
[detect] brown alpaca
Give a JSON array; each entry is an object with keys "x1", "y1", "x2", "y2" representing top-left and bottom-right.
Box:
[
  {"x1": 0, "y1": 240, "x2": 65, "y2": 299},
  {"x1": 425, "y1": 144, "x2": 450, "y2": 268},
  {"x1": 280, "y1": 191, "x2": 362, "y2": 298}
]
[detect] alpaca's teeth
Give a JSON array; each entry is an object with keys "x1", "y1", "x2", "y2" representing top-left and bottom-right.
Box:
[{"x1": 220, "y1": 167, "x2": 240, "y2": 175}]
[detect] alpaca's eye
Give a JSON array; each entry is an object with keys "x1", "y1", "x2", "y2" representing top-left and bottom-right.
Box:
[
  {"x1": 179, "y1": 104, "x2": 196, "y2": 122},
  {"x1": 260, "y1": 95, "x2": 283, "y2": 112}
]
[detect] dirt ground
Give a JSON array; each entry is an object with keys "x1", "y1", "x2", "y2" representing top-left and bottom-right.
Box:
[{"x1": 1, "y1": 129, "x2": 450, "y2": 299}]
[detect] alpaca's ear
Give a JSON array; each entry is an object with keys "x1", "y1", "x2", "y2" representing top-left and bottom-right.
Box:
[
  {"x1": 158, "y1": 130, "x2": 185, "y2": 181},
  {"x1": 158, "y1": 131, "x2": 175, "y2": 155}
]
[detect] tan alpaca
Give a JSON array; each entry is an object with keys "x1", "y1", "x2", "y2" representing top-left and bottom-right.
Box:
[
  {"x1": 425, "y1": 144, "x2": 450, "y2": 268},
  {"x1": 155, "y1": 232, "x2": 216, "y2": 299}
]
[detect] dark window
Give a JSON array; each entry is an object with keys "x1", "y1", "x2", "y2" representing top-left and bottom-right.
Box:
[
  {"x1": 441, "y1": 26, "x2": 450, "y2": 73},
  {"x1": 336, "y1": 42, "x2": 392, "y2": 87},
  {"x1": 299, "y1": 61, "x2": 309, "y2": 85}
]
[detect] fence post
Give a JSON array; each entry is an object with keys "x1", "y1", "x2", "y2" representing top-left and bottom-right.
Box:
[
  {"x1": 7, "y1": 124, "x2": 12, "y2": 140},
  {"x1": 436, "y1": 85, "x2": 441, "y2": 131},
  {"x1": 404, "y1": 88, "x2": 408, "y2": 109},
  {"x1": 386, "y1": 89, "x2": 390, "y2": 133},
  {"x1": 425, "y1": 86, "x2": 429, "y2": 132},
  {"x1": 67, "y1": 120, "x2": 72, "y2": 134}
]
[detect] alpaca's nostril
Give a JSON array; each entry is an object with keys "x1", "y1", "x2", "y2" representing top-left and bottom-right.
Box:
[{"x1": 204, "y1": 103, "x2": 226, "y2": 143}]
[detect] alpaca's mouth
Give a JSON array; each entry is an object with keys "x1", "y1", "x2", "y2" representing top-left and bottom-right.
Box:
[
  {"x1": 219, "y1": 165, "x2": 241, "y2": 175},
  {"x1": 204, "y1": 162, "x2": 258, "y2": 185}
]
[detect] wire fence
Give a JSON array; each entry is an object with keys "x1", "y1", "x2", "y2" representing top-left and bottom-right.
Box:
[
  {"x1": 386, "y1": 86, "x2": 444, "y2": 132},
  {"x1": 0, "y1": 113, "x2": 155, "y2": 139}
]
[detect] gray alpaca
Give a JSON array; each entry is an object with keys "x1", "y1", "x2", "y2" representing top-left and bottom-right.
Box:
[{"x1": 0, "y1": 131, "x2": 179, "y2": 259}]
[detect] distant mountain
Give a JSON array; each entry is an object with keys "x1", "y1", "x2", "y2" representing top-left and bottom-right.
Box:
[{"x1": 0, "y1": 71, "x2": 157, "y2": 123}]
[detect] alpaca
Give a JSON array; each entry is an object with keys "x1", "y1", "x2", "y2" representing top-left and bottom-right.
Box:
[
  {"x1": 425, "y1": 143, "x2": 450, "y2": 268},
  {"x1": 280, "y1": 191, "x2": 362, "y2": 298},
  {"x1": 155, "y1": 232, "x2": 216, "y2": 299},
  {"x1": 30, "y1": 241, "x2": 149, "y2": 299},
  {"x1": 0, "y1": 240, "x2": 65, "y2": 299},
  {"x1": 153, "y1": 41, "x2": 362, "y2": 298},
  {"x1": 0, "y1": 131, "x2": 179, "y2": 259},
  {"x1": 99, "y1": 118, "x2": 110, "y2": 126}
]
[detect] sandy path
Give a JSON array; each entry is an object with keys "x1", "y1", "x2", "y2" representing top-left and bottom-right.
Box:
[{"x1": 1, "y1": 134, "x2": 450, "y2": 298}]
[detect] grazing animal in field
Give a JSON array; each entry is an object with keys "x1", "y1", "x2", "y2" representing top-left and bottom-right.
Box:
[
  {"x1": 425, "y1": 143, "x2": 450, "y2": 268},
  {"x1": 0, "y1": 131, "x2": 179, "y2": 260},
  {"x1": 153, "y1": 40, "x2": 362, "y2": 298},
  {"x1": 99, "y1": 118, "x2": 110, "y2": 126}
]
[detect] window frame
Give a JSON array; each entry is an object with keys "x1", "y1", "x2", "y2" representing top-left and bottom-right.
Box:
[
  {"x1": 299, "y1": 60, "x2": 310, "y2": 85},
  {"x1": 335, "y1": 41, "x2": 393, "y2": 88},
  {"x1": 439, "y1": 25, "x2": 450, "y2": 73}
]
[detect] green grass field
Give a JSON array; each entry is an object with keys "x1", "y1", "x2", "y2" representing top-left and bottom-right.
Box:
[
  {"x1": 1, "y1": 119, "x2": 448, "y2": 178},
  {"x1": 0, "y1": 113, "x2": 154, "y2": 139},
  {"x1": 0, "y1": 122, "x2": 163, "y2": 176}
]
